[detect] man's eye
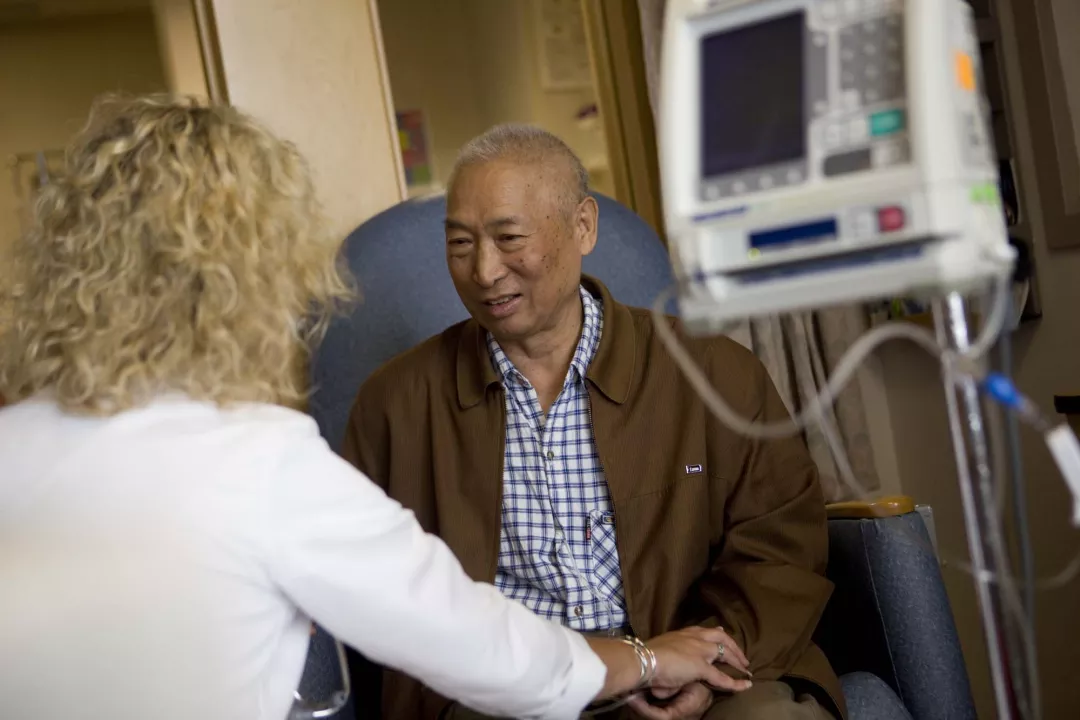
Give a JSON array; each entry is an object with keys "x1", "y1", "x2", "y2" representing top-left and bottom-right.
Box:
[
  {"x1": 499, "y1": 235, "x2": 523, "y2": 242},
  {"x1": 447, "y1": 237, "x2": 470, "y2": 246}
]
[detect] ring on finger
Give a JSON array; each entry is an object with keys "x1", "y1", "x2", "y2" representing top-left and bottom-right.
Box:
[{"x1": 716, "y1": 643, "x2": 725, "y2": 661}]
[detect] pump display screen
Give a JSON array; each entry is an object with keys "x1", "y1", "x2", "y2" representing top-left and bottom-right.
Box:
[{"x1": 700, "y1": 12, "x2": 806, "y2": 179}]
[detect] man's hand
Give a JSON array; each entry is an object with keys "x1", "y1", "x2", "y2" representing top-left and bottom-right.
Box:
[{"x1": 628, "y1": 682, "x2": 712, "y2": 720}]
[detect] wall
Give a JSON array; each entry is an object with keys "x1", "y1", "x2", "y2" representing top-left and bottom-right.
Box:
[
  {"x1": 464, "y1": 0, "x2": 613, "y2": 196},
  {"x1": 0, "y1": 10, "x2": 167, "y2": 281},
  {"x1": 1050, "y1": 0, "x2": 1080, "y2": 164},
  {"x1": 377, "y1": 0, "x2": 615, "y2": 197},
  {"x1": 209, "y1": 0, "x2": 404, "y2": 240},
  {"x1": 875, "y1": 1, "x2": 1080, "y2": 716}
]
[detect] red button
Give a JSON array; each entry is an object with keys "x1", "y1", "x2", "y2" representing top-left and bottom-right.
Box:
[{"x1": 878, "y1": 206, "x2": 906, "y2": 232}]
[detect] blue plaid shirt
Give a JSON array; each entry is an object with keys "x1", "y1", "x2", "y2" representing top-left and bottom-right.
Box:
[{"x1": 487, "y1": 286, "x2": 628, "y2": 631}]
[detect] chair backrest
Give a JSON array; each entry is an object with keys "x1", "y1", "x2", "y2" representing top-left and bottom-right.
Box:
[
  {"x1": 817, "y1": 512, "x2": 977, "y2": 720},
  {"x1": 309, "y1": 192, "x2": 673, "y2": 453}
]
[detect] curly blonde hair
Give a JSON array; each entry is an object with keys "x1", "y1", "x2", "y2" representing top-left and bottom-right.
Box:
[{"x1": 0, "y1": 95, "x2": 353, "y2": 414}]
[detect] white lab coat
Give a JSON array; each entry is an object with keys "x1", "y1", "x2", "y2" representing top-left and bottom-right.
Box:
[{"x1": 0, "y1": 397, "x2": 604, "y2": 720}]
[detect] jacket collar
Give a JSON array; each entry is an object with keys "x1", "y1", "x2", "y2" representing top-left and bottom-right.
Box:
[{"x1": 456, "y1": 275, "x2": 637, "y2": 409}]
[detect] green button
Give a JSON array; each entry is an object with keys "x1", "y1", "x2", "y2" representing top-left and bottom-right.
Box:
[
  {"x1": 870, "y1": 110, "x2": 906, "y2": 137},
  {"x1": 970, "y1": 182, "x2": 1001, "y2": 204}
]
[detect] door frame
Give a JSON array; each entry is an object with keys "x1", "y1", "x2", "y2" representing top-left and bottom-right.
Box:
[{"x1": 581, "y1": 0, "x2": 667, "y2": 240}]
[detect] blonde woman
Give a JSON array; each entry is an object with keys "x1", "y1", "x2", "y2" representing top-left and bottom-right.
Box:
[{"x1": 0, "y1": 97, "x2": 745, "y2": 720}]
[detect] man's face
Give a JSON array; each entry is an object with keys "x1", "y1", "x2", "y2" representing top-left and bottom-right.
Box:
[{"x1": 445, "y1": 158, "x2": 597, "y2": 341}]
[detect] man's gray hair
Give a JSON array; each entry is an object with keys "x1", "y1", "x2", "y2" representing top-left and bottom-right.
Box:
[{"x1": 449, "y1": 124, "x2": 590, "y2": 206}]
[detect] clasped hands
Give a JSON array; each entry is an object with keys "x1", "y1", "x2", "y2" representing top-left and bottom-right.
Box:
[{"x1": 630, "y1": 626, "x2": 751, "y2": 720}]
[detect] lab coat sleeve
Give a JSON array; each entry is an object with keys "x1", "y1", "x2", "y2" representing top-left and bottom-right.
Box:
[{"x1": 263, "y1": 431, "x2": 606, "y2": 720}]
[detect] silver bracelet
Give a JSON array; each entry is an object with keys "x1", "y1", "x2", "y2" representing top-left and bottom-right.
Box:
[
  {"x1": 618, "y1": 635, "x2": 658, "y2": 689},
  {"x1": 583, "y1": 639, "x2": 656, "y2": 716},
  {"x1": 582, "y1": 636, "x2": 657, "y2": 717}
]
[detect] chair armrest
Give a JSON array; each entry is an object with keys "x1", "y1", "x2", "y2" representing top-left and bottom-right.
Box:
[
  {"x1": 817, "y1": 503, "x2": 976, "y2": 718},
  {"x1": 826, "y1": 495, "x2": 915, "y2": 519}
]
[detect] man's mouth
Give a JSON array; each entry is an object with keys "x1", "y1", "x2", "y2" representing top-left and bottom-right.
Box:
[
  {"x1": 483, "y1": 294, "x2": 520, "y2": 307},
  {"x1": 480, "y1": 294, "x2": 523, "y2": 318}
]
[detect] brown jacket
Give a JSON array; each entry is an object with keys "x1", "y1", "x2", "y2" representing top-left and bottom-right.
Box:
[{"x1": 343, "y1": 277, "x2": 844, "y2": 719}]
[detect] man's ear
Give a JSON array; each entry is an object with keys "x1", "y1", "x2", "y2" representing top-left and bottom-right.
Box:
[{"x1": 576, "y1": 195, "x2": 599, "y2": 256}]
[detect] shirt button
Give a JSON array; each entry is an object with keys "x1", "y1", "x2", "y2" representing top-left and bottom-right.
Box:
[
  {"x1": 574, "y1": 606, "x2": 584, "y2": 617},
  {"x1": 546, "y1": 450, "x2": 555, "y2": 461}
]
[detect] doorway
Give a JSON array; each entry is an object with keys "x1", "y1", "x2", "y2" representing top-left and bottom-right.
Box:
[{"x1": 375, "y1": 0, "x2": 617, "y2": 200}]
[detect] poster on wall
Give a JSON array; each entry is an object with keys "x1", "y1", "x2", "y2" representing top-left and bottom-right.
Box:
[
  {"x1": 534, "y1": 0, "x2": 593, "y2": 91},
  {"x1": 395, "y1": 109, "x2": 434, "y2": 189}
]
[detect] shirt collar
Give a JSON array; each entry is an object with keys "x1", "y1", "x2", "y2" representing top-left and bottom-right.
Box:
[
  {"x1": 486, "y1": 286, "x2": 603, "y2": 388},
  {"x1": 456, "y1": 276, "x2": 636, "y2": 409}
]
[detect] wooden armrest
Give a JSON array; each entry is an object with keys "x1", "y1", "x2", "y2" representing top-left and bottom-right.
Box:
[{"x1": 826, "y1": 495, "x2": 916, "y2": 519}]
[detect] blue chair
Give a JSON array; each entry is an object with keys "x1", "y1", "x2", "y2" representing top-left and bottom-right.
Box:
[{"x1": 300, "y1": 193, "x2": 972, "y2": 720}]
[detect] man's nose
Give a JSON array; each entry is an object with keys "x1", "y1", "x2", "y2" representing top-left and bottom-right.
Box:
[{"x1": 472, "y1": 240, "x2": 506, "y2": 288}]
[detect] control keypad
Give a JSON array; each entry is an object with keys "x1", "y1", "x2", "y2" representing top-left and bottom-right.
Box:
[
  {"x1": 818, "y1": 0, "x2": 905, "y2": 24},
  {"x1": 821, "y1": 107, "x2": 909, "y2": 177},
  {"x1": 840, "y1": 14, "x2": 905, "y2": 106}
]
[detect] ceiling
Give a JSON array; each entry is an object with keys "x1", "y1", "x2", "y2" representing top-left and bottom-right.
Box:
[{"x1": 0, "y1": 0, "x2": 151, "y2": 25}]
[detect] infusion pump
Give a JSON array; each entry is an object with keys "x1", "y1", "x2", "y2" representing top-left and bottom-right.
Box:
[{"x1": 659, "y1": 0, "x2": 1014, "y2": 333}]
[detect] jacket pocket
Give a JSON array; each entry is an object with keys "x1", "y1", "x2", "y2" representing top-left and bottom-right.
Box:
[{"x1": 624, "y1": 461, "x2": 709, "y2": 500}]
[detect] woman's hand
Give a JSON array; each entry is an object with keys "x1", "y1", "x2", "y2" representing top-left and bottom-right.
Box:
[
  {"x1": 587, "y1": 626, "x2": 751, "y2": 702},
  {"x1": 646, "y1": 626, "x2": 751, "y2": 695}
]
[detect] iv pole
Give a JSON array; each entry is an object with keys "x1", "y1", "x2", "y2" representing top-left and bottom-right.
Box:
[{"x1": 934, "y1": 293, "x2": 1038, "y2": 720}]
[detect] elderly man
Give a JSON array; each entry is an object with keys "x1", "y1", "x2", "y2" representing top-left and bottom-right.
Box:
[{"x1": 343, "y1": 125, "x2": 842, "y2": 720}]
